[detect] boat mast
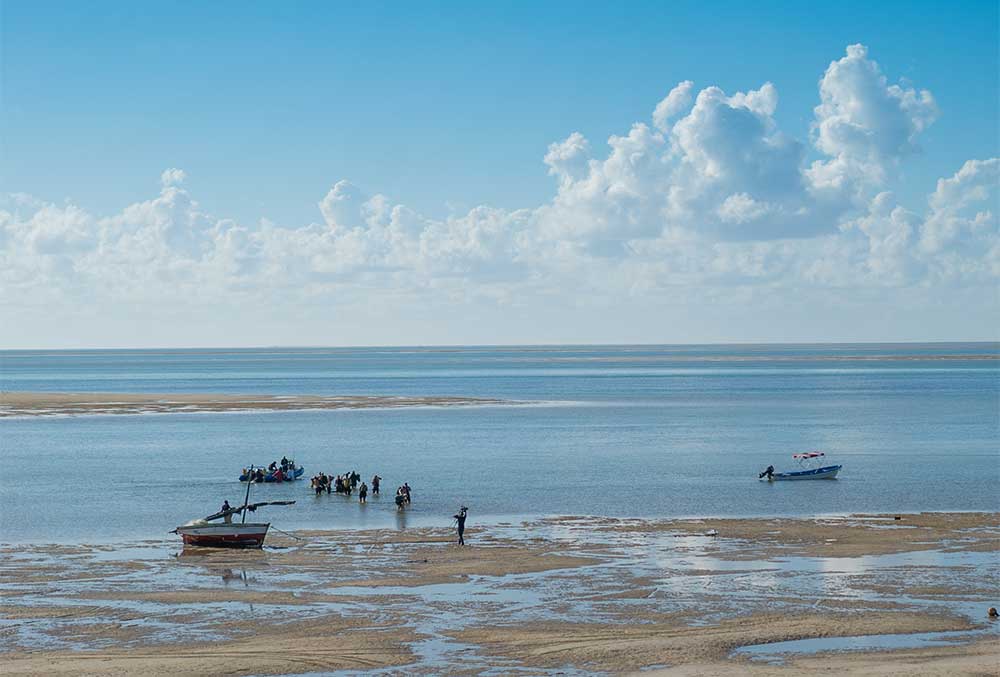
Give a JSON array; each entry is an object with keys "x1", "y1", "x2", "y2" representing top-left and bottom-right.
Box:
[{"x1": 242, "y1": 465, "x2": 253, "y2": 524}]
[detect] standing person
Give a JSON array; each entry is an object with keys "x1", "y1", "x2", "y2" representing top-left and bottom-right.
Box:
[
  {"x1": 371, "y1": 475, "x2": 381, "y2": 495},
  {"x1": 402, "y1": 483, "x2": 411, "y2": 504},
  {"x1": 453, "y1": 506, "x2": 468, "y2": 545},
  {"x1": 395, "y1": 487, "x2": 405, "y2": 510},
  {"x1": 221, "y1": 500, "x2": 232, "y2": 524},
  {"x1": 359, "y1": 482, "x2": 368, "y2": 504}
]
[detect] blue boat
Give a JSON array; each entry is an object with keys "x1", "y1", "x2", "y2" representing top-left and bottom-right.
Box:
[
  {"x1": 239, "y1": 464, "x2": 304, "y2": 482},
  {"x1": 760, "y1": 452, "x2": 841, "y2": 481}
]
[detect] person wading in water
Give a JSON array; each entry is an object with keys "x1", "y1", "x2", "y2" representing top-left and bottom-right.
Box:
[
  {"x1": 359, "y1": 482, "x2": 368, "y2": 504},
  {"x1": 453, "y1": 506, "x2": 468, "y2": 546}
]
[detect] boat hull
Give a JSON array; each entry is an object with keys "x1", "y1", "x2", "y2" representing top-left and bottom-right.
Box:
[
  {"x1": 176, "y1": 523, "x2": 270, "y2": 548},
  {"x1": 770, "y1": 464, "x2": 842, "y2": 481},
  {"x1": 239, "y1": 467, "x2": 304, "y2": 482}
]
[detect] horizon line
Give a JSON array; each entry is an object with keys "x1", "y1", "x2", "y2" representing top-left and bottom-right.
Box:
[{"x1": 1, "y1": 339, "x2": 998, "y2": 353}]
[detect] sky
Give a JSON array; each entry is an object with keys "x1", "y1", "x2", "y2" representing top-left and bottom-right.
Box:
[{"x1": 1, "y1": 1, "x2": 998, "y2": 348}]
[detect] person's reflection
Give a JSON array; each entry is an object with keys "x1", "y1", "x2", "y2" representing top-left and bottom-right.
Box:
[
  {"x1": 220, "y1": 568, "x2": 249, "y2": 586},
  {"x1": 395, "y1": 507, "x2": 408, "y2": 530}
]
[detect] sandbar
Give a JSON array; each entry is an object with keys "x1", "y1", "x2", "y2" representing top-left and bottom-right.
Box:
[{"x1": 0, "y1": 391, "x2": 512, "y2": 417}]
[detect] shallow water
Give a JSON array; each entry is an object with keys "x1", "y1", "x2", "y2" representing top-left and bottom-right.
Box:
[
  {"x1": 734, "y1": 629, "x2": 984, "y2": 663},
  {"x1": 1, "y1": 344, "x2": 997, "y2": 544}
]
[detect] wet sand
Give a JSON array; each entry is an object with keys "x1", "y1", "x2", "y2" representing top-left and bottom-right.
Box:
[
  {"x1": 1, "y1": 513, "x2": 997, "y2": 675},
  {"x1": 0, "y1": 391, "x2": 512, "y2": 417}
]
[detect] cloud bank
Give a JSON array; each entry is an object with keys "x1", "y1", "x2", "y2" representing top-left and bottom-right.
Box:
[{"x1": 2, "y1": 45, "x2": 996, "y2": 344}]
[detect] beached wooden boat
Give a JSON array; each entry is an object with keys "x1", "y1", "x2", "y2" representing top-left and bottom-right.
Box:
[
  {"x1": 174, "y1": 521, "x2": 271, "y2": 548},
  {"x1": 175, "y1": 467, "x2": 295, "y2": 548},
  {"x1": 760, "y1": 452, "x2": 842, "y2": 481}
]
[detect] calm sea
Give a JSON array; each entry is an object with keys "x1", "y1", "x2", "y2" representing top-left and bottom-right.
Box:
[{"x1": 1, "y1": 344, "x2": 997, "y2": 543}]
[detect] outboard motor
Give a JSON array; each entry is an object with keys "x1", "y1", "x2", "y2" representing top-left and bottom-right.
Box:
[{"x1": 758, "y1": 465, "x2": 774, "y2": 479}]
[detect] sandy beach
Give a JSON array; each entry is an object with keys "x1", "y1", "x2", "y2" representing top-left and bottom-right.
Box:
[
  {"x1": 2, "y1": 512, "x2": 997, "y2": 675},
  {"x1": 0, "y1": 391, "x2": 511, "y2": 418}
]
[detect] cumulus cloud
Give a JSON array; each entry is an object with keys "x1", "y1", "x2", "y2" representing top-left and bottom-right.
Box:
[
  {"x1": 918, "y1": 158, "x2": 999, "y2": 281},
  {"x1": 1, "y1": 44, "x2": 995, "y2": 324},
  {"x1": 717, "y1": 193, "x2": 774, "y2": 225},
  {"x1": 809, "y1": 44, "x2": 938, "y2": 196},
  {"x1": 544, "y1": 132, "x2": 592, "y2": 185},
  {"x1": 652, "y1": 80, "x2": 694, "y2": 131},
  {"x1": 160, "y1": 168, "x2": 187, "y2": 187},
  {"x1": 318, "y1": 180, "x2": 367, "y2": 231}
]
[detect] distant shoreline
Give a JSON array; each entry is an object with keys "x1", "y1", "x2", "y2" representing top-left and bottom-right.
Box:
[
  {"x1": 0, "y1": 391, "x2": 513, "y2": 418},
  {"x1": 1, "y1": 340, "x2": 998, "y2": 354}
]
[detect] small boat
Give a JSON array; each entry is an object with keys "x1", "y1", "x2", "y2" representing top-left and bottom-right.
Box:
[
  {"x1": 174, "y1": 521, "x2": 273, "y2": 548},
  {"x1": 759, "y1": 452, "x2": 841, "y2": 481},
  {"x1": 175, "y1": 467, "x2": 295, "y2": 548},
  {"x1": 239, "y1": 464, "x2": 304, "y2": 482}
]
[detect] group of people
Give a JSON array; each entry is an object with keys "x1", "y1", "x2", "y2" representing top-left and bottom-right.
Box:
[
  {"x1": 241, "y1": 456, "x2": 298, "y2": 483},
  {"x1": 308, "y1": 473, "x2": 416, "y2": 513},
  {"x1": 310, "y1": 472, "x2": 386, "y2": 504},
  {"x1": 231, "y1": 466, "x2": 468, "y2": 544}
]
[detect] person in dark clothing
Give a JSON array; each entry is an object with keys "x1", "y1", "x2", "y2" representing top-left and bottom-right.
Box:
[
  {"x1": 371, "y1": 475, "x2": 381, "y2": 495},
  {"x1": 402, "y1": 483, "x2": 411, "y2": 504},
  {"x1": 359, "y1": 482, "x2": 368, "y2": 504},
  {"x1": 221, "y1": 500, "x2": 232, "y2": 524},
  {"x1": 453, "y1": 507, "x2": 468, "y2": 545}
]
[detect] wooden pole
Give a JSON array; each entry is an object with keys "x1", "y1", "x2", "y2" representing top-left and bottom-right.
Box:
[{"x1": 242, "y1": 465, "x2": 253, "y2": 524}]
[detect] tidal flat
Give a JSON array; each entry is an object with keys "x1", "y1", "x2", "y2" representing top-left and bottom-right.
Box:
[{"x1": 1, "y1": 512, "x2": 997, "y2": 675}]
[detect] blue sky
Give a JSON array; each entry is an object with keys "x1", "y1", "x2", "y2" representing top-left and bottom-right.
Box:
[
  {"x1": 1, "y1": 1, "x2": 998, "y2": 347},
  {"x1": 5, "y1": 1, "x2": 996, "y2": 222}
]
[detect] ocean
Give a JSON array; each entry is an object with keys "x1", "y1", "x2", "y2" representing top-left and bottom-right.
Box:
[{"x1": 1, "y1": 343, "x2": 997, "y2": 543}]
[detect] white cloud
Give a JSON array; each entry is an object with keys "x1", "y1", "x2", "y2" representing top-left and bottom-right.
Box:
[
  {"x1": 918, "y1": 158, "x2": 999, "y2": 281},
  {"x1": 652, "y1": 80, "x2": 694, "y2": 131},
  {"x1": 543, "y1": 132, "x2": 592, "y2": 185},
  {"x1": 808, "y1": 44, "x2": 938, "y2": 196},
  {"x1": 318, "y1": 180, "x2": 367, "y2": 231},
  {"x1": 717, "y1": 193, "x2": 774, "y2": 225},
  {"x1": 1, "y1": 44, "x2": 995, "y2": 343},
  {"x1": 160, "y1": 168, "x2": 187, "y2": 187}
]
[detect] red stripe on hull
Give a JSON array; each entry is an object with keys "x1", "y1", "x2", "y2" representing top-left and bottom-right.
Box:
[{"x1": 180, "y1": 532, "x2": 267, "y2": 548}]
